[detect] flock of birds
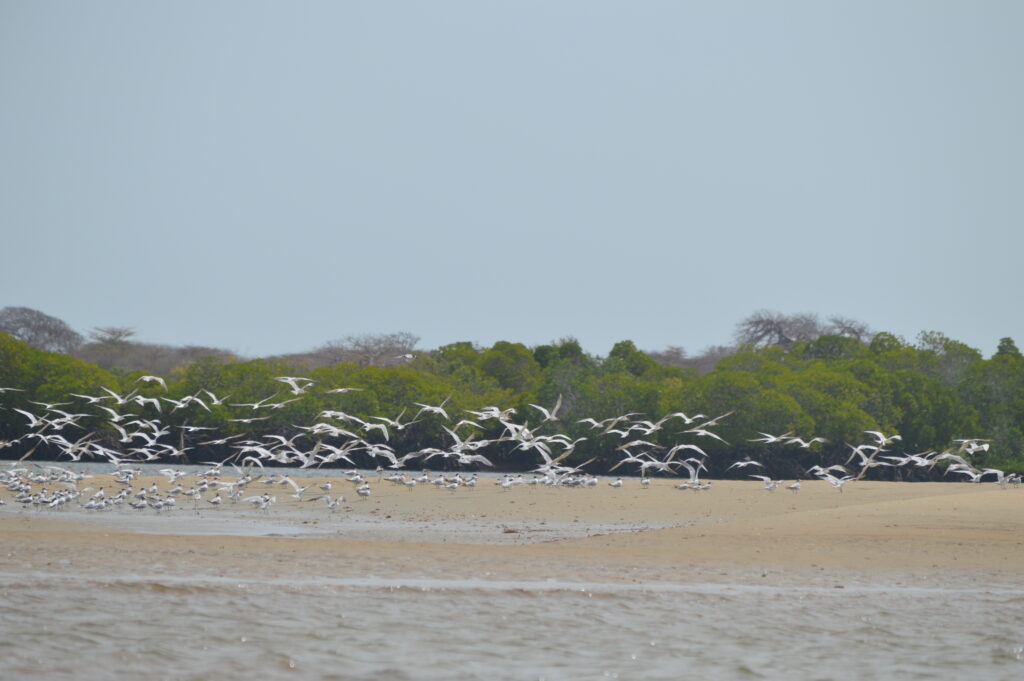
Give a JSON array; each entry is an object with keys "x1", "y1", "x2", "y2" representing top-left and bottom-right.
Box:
[{"x1": 0, "y1": 376, "x2": 1019, "y2": 515}]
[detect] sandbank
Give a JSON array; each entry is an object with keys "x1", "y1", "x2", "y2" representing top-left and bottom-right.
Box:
[{"x1": 1, "y1": 476, "x2": 1021, "y2": 589}]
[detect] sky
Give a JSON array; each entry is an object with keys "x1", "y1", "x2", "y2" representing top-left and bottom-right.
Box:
[{"x1": 2, "y1": 1, "x2": 1022, "y2": 359}]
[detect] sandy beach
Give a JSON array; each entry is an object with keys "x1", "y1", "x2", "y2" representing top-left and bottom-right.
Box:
[
  {"x1": 3, "y1": 475, "x2": 1024, "y2": 680},
  {"x1": 2, "y1": 476, "x2": 1021, "y2": 587}
]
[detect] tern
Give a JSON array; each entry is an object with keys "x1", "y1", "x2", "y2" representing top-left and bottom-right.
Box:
[
  {"x1": 865, "y1": 430, "x2": 902, "y2": 446},
  {"x1": 414, "y1": 397, "x2": 451, "y2": 420},
  {"x1": 683, "y1": 428, "x2": 728, "y2": 444},
  {"x1": 726, "y1": 459, "x2": 764, "y2": 471},
  {"x1": 787, "y1": 437, "x2": 828, "y2": 449},
  {"x1": 748, "y1": 431, "x2": 795, "y2": 444},
  {"x1": 529, "y1": 394, "x2": 563, "y2": 423},
  {"x1": 274, "y1": 376, "x2": 315, "y2": 395},
  {"x1": 309, "y1": 494, "x2": 344, "y2": 510},
  {"x1": 136, "y1": 375, "x2": 168, "y2": 391},
  {"x1": 693, "y1": 410, "x2": 735, "y2": 429},
  {"x1": 229, "y1": 394, "x2": 282, "y2": 410},
  {"x1": 749, "y1": 474, "x2": 780, "y2": 491}
]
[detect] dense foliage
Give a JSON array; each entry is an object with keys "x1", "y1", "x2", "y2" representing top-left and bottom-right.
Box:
[{"x1": 1, "y1": 329, "x2": 1021, "y2": 475}]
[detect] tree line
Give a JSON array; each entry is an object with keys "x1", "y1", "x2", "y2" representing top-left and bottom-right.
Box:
[{"x1": 1, "y1": 307, "x2": 1021, "y2": 476}]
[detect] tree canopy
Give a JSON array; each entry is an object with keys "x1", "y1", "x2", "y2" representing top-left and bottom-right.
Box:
[
  {"x1": 1, "y1": 321, "x2": 1021, "y2": 475},
  {"x1": 0, "y1": 307, "x2": 1020, "y2": 476}
]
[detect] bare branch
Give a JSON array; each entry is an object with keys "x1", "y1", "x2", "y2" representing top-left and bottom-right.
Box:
[
  {"x1": 314, "y1": 332, "x2": 420, "y2": 367},
  {"x1": 0, "y1": 306, "x2": 83, "y2": 353},
  {"x1": 826, "y1": 316, "x2": 872, "y2": 342}
]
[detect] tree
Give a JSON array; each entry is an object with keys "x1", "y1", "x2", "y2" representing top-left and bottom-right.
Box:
[
  {"x1": 0, "y1": 306, "x2": 83, "y2": 353},
  {"x1": 798, "y1": 335, "x2": 865, "y2": 360},
  {"x1": 735, "y1": 311, "x2": 872, "y2": 350},
  {"x1": 915, "y1": 331, "x2": 982, "y2": 387},
  {"x1": 607, "y1": 340, "x2": 659, "y2": 377},
  {"x1": 75, "y1": 326, "x2": 139, "y2": 371},
  {"x1": 682, "y1": 345, "x2": 736, "y2": 375},
  {"x1": 314, "y1": 332, "x2": 419, "y2": 367},
  {"x1": 734, "y1": 310, "x2": 825, "y2": 349},
  {"x1": 827, "y1": 316, "x2": 872, "y2": 342},
  {"x1": 89, "y1": 326, "x2": 136, "y2": 344},
  {"x1": 478, "y1": 341, "x2": 542, "y2": 394},
  {"x1": 533, "y1": 337, "x2": 590, "y2": 370},
  {"x1": 647, "y1": 345, "x2": 688, "y2": 367},
  {"x1": 433, "y1": 342, "x2": 480, "y2": 370},
  {"x1": 869, "y1": 332, "x2": 906, "y2": 354},
  {"x1": 996, "y1": 337, "x2": 1022, "y2": 359}
]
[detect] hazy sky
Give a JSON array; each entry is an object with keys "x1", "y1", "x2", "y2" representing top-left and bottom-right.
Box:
[{"x1": 2, "y1": 1, "x2": 1022, "y2": 359}]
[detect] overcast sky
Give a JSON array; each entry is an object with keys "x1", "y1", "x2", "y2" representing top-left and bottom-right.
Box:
[{"x1": 2, "y1": 1, "x2": 1021, "y2": 359}]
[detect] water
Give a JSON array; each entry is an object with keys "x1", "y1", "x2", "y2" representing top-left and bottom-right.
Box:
[
  {"x1": 1, "y1": 572, "x2": 1021, "y2": 681},
  {"x1": 8, "y1": 459, "x2": 647, "y2": 481}
]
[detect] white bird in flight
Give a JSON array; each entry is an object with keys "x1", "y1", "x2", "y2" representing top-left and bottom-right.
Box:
[
  {"x1": 136, "y1": 375, "x2": 168, "y2": 391},
  {"x1": 529, "y1": 394, "x2": 563, "y2": 423}
]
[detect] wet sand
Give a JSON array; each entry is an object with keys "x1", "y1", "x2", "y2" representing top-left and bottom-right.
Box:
[{"x1": 2, "y1": 476, "x2": 1022, "y2": 589}]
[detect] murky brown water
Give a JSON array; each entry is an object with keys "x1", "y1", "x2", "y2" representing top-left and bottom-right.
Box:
[{"x1": 1, "y1": 572, "x2": 1021, "y2": 681}]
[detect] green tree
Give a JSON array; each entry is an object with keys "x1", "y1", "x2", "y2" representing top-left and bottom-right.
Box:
[
  {"x1": 996, "y1": 337, "x2": 1022, "y2": 359},
  {"x1": 478, "y1": 342, "x2": 542, "y2": 394}
]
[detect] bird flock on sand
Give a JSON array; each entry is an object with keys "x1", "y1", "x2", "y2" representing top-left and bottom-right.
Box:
[{"x1": 0, "y1": 377, "x2": 1018, "y2": 514}]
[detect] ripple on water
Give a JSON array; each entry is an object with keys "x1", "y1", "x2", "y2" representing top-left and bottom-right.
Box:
[{"x1": 1, "y1": 575, "x2": 1022, "y2": 681}]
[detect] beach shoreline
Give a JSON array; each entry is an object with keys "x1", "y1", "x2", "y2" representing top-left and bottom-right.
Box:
[{"x1": 2, "y1": 477, "x2": 1021, "y2": 590}]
